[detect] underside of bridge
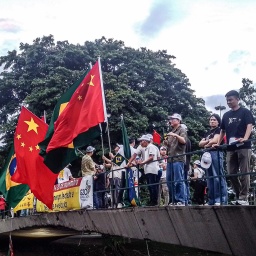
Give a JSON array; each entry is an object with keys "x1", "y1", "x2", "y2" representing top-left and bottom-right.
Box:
[{"x1": 0, "y1": 206, "x2": 255, "y2": 256}]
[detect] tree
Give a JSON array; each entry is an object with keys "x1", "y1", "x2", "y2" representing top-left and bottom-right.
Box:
[
  {"x1": 239, "y1": 78, "x2": 256, "y2": 171},
  {"x1": 0, "y1": 35, "x2": 210, "y2": 168}
]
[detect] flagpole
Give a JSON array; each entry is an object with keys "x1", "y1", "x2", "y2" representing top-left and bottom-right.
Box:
[
  {"x1": 98, "y1": 56, "x2": 112, "y2": 152},
  {"x1": 106, "y1": 116, "x2": 112, "y2": 152},
  {"x1": 43, "y1": 110, "x2": 47, "y2": 123},
  {"x1": 99, "y1": 123, "x2": 105, "y2": 156},
  {"x1": 98, "y1": 56, "x2": 107, "y2": 122},
  {"x1": 77, "y1": 148, "x2": 85, "y2": 156}
]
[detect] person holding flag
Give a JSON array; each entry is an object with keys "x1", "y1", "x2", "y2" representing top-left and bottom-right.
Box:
[{"x1": 103, "y1": 144, "x2": 126, "y2": 208}]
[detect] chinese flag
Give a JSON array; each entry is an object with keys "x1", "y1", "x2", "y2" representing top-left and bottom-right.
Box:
[
  {"x1": 11, "y1": 107, "x2": 58, "y2": 209},
  {"x1": 153, "y1": 130, "x2": 161, "y2": 145},
  {"x1": 46, "y1": 61, "x2": 106, "y2": 153}
]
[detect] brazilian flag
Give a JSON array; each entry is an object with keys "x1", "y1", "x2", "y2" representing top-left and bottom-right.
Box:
[{"x1": 0, "y1": 145, "x2": 29, "y2": 208}]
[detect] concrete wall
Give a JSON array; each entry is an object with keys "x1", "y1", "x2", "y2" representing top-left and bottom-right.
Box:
[{"x1": 1, "y1": 206, "x2": 255, "y2": 256}]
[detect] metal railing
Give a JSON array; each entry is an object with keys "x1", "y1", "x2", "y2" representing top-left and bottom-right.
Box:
[{"x1": 1, "y1": 138, "x2": 255, "y2": 220}]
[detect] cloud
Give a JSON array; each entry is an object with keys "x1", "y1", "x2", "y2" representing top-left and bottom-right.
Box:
[
  {"x1": 233, "y1": 67, "x2": 240, "y2": 74},
  {"x1": 203, "y1": 94, "x2": 228, "y2": 114},
  {"x1": 205, "y1": 60, "x2": 218, "y2": 71},
  {"x1": 228, "y1": 50, "x2": 250, "y2": 63},
  {"x1": 136, "y1": 0, "x2": 190, "y2": 38},
  {"x1": 0, "y1": 18, "x2": 21, "y2": 33}
]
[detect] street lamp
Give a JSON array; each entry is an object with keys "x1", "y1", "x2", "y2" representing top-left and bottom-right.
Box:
[{"x1": 215, "y1": 104, "x2": 226, "y2": 118}]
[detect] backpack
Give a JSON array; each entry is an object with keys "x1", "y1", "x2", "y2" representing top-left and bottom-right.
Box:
[{"x1": 197, "y1": 168, "x2": 207, "y2": 187}]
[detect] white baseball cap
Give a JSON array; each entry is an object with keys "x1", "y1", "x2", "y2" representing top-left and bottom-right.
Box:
[
  {"x1": 86, "y1": 146, "x2": 95, "y2": 153},
  {"x1": 200, "y1": 152, "x2": 212, "y2": 169},
  {"x1": 146, "y1": 134, "x2": 153, "y2": 140},
  {"x1": 168, "y1": 113, "x2": 182, "y2": 121},
  {"x1": 137, "y1": 135, "x2": 151, "y2": 142},
  {"x1": 193, "y1": 160, "x2": 201, "y2": 166}
]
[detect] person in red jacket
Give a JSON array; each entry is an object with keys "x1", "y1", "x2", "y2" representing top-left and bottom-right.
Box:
[{"x1": 0, "y1": 195, "x2": 6, "y2": 219}]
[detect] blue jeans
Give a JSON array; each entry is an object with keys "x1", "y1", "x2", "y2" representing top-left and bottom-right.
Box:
[
  {"x1": 206, "y1": 151, "x2": 228, "y2": 205},
  {"x1": 166, "y1": 162, "x2": 186, "y2": 204}
]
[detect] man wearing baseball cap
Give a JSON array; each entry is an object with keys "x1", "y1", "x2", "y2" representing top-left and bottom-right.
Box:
[
  {"x1": 81, "y1": 146, "x2": 96, "y2": 177},
  {"x1": 137, "y1": 134, "x2": 159, "y2": 206},
  {"x1": 164, "y1": 113, "x2": 187, "y2": 206}
]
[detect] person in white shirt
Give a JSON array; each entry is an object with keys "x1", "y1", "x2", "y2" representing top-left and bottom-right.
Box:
[
  {"x1": 159, "y1": 146, "x2": 169, "y2": 206},
  {"x1": 137, "y1": 135, "x2": 159, "y2": 206},
  {"x1": 190, "y1": 160, "x2": 206, "y2": 205},
  {"x1": 57, "y1": 165, "x2": 73, "y2": 184}
]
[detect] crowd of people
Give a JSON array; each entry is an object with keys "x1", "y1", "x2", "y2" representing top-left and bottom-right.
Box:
[
  {"x1": 80, "y1": 89, "x2": 255, "y2": 208},
  {"x1": 1, "y1": 89, "x2": 254, "y2": 218}
]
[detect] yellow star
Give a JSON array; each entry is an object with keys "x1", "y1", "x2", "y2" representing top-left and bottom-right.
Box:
[
  {"x1": 16, "y1": 134, "x2": 22, "y2": 140},
  {"x1": 35, "y1": 145, "x2": 40, "y2": 150},
  {"x1": 24, "y1": 118, "x2": 39, "y2": 134},
  {"x1": 21, "y1": 142, "x2": 25, "y2": 147},
  {"x1": 78, "y1": 95, "x2": 82, "y2": 100},
  {"x1": 88, "y1": 75, "x2": 95, "y2": 86},
  {"x1": 29, "y1": 146, "x2": 33, "y2": 152}
]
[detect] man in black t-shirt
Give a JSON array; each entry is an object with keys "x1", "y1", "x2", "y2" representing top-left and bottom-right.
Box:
[{"x1": 213, "y1": 90, "x2": 255, "y2": 205}]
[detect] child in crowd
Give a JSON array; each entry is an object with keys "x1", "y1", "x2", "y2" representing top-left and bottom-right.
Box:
[{"x1": 191, "y1": 160, "x2": 206, "y2": 205}]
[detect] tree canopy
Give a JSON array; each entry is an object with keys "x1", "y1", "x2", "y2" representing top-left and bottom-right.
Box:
[{"x1": 0, "y1": 35, "x2": 211, "y2": 168}]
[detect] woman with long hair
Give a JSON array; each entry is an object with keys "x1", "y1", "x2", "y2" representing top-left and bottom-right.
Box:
[{"x1": 199, "y1": 114, "x2": 228, "y2": 205}]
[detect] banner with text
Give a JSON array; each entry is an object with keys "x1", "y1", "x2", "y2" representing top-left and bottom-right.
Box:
[
  {"x1": 36, "y1": 176, "x2": 93, "y2": 212},
  {"x1": 14, "y1": 191, "x2": 34, "y2": 212}
]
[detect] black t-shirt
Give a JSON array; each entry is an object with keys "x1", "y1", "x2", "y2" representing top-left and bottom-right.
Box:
[
  {"x1": 221, "y1": 107, "x2": 255, "y2": 150},
  {"x1": 204, "y1": 127, "x2": 222, "y2": 150},
  {"x1": 94, "y1": 172, "x2": 106, "y2": 191},
  {"x1": 204, "y1": 127, "x2": 221, "y2": 140}
]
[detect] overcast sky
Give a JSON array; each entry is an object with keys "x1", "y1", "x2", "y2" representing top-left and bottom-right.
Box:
[{"x1": 1, "y1": 0, "x2": 256, "y2": 112}]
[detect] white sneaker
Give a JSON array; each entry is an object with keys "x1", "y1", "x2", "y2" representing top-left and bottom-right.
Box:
[
  {"x1": 176, "y1": 202, "x2": 185, "y2": 206},
  {"x1": 214, "y1": 203, "x2": 221, "y2": 206},
  {"x1": 236, "y1": 200, "x2": 249, "y2": 206},
  {"x1": 117, "y1": 203, "x2": 123, "y2": 208},
  {"x1": 230, "y1": 201, "x2": 237, "y2": 205}
]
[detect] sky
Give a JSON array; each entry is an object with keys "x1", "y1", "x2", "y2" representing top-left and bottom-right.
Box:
[{"x1": 1, "y1": 0, "x2": 256, "y2": 112}]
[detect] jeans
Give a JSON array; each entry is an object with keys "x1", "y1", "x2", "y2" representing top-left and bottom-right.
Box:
[
  {"x1": 206, "y1": 151, "x2": 228, "y2": 205},
  {"x1": 145, "y1": 173, "x2": 158, "y2": 205},
  {"x1": 166, "y1": 162, "x2": 186, "y2": 204}
]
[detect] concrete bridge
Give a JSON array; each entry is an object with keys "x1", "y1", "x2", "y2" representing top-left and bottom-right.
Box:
[{"x1": 1, "y1": 206, "x2": 256, "y2": 256}]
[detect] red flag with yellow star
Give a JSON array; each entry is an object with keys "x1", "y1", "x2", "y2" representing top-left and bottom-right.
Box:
[
  {"x1": 46, "y1": 60, "x2": 106, "y2": 153},
  {"x1": 11, "y1": 107, "x2": 58, "y2": 209}
]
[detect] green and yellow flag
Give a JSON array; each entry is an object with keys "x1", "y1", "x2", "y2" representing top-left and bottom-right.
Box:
[
  {"x1": 0, "y1": 145, "x2": 29, "y2": 208},
  {"x1": 121, "y1": 115, "x2": 138, "y2": 206}
]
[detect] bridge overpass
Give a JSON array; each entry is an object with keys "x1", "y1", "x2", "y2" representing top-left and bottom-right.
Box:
[{"x1": 1, "y1": 206, "x2": 255, "y2": 256}]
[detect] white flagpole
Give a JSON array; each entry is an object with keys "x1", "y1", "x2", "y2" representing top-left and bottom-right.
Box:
[
  {"x1": 98, "y1": 56, "x2": 111, "y2": 152},
  {"x1": 98, "y1": 56, "x2": 108, "y2": 122},
  {"x1": 99, "y1": 123, "x2": 105, "y2": 156},
  {"x1": 43, "y1": 110, "x2": 47, "y2": 123}
]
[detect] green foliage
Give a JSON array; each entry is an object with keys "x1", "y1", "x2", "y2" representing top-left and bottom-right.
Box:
[
  {"x1": 239, "y1": 78, "x2": 256, "y2": 170},
  {"x1": 0, "y1": 35, "x2": 210, "y2": 168}
]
